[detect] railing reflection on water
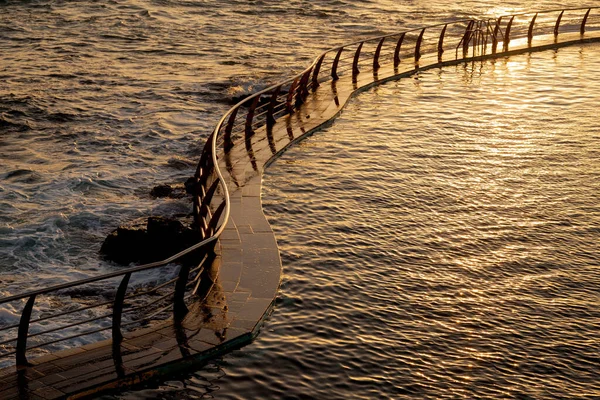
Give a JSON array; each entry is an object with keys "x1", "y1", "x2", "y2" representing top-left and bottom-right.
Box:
[{"x1": 0, "y1": 6, "x2": 598, "y2": 370}]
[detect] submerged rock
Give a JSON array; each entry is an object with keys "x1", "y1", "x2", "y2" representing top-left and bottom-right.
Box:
[
  {"x1": 100, "y1": 216, "x2": 202, "y2": 266},
  {"x1": 150, "y1": 183, "x2": 188, "y2": 199},
  {"x1": 150, "y1": 184, "x2": 173, "y2": 198}
]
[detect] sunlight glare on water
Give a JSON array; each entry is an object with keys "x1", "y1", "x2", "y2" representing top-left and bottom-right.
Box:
[{"x1": 1, "y1": 0, "x2": 598, "y2": 398}]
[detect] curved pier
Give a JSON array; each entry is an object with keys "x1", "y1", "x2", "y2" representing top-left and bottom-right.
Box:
[{"x1": 0, "y1": 7, "x2": 599, "y2": 399}]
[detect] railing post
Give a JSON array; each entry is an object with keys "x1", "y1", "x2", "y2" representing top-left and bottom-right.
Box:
[
  {"x1": 312, "y1": 54, "x2": 325, "y2": 89},
  {"x1": 373, "y1": 37, "x2": 385, "y2": 71},
  {"x1": 394, "y1": 33, "x2": 406, "y2": 68},
  {"x1": 16, "y1": 294, "x2": 36, "y2": 367},
  {"x1": 112, "y1": 272, "x2": 131, "y2": 343},
  {"x1": 173, "y1": 264, "x2": 191, "y2": 320},
  {"x1": 492, "y1": 16, "x2": 502, "y2": 54},
  {"x1": 207, "y1": 202, "x2": 227, "y2": 237},
  {"x1": 297, "y1": 67, "x2": 313, "y2": 106},
  {"x1": 483, "y1": 20, "x2": 492, "y2": 55},
  {"x1": 245, "y1": 96, "x2": 260, "y2": 141},
  {"x1": 581, "y1": 8, "x2": 591, "y2": 35},
  {"x1": 197, "y1": 142, "x2": 214, "y2": 190},
  {"x1": 266, "y1": 85, "x2": 281, "y2": 127},
  {"x1": 462, "y1": 20, "x2": 474, "y2": 58},
  {"x1": 503, "y1": 16, "x2": 514, "y2": 52},
  {"x1": 192, "y1": 177, "x2": 201, "y2": 228},
  {"x1": 199, "y1": 179, "x2": 220, "y2": 232},
  {"x1": 481, "y1": 22, "x2": 488, "y2": 55},
  {"x1": 303, "y1": 67, "x2": 313, "y2": 98},
  {"x1": 474, "y1": 21, "x2": 483, "y2": 56},
  {"x1": 191, "y1": 135, "x2": 212, "y2": 224},
  {"x1": 554, "y1": 10, "x2": 564, "y2": 37},
  {"x1": 331, "y1": 48, "x2": 343, "y2": 80},
  {"x1": 195, "y1": 132, "x2": 213, "y2": 177},
  {"x1": 352, "y1": 42, "x2": 363, "y2": 79},
  {"x1": 528, "y1": 13, "x2": 537, "y2": 46},
  {"x1": 223, "y1": 107, "x2": 238, "y2": 153},
  {"x1": 437, "y1": 24, "x2": 447, "y2": 61},
  {"x1": 286, "y1": 77, "x2": 299, "y2": 113},
  {"x1": 415, "y1": 28, "x2": 425, "y2": 62}
]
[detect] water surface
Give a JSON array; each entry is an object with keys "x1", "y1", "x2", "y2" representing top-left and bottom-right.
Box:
[{"x1": 1, "y1": 1, "x2": 598, "y2": 398}]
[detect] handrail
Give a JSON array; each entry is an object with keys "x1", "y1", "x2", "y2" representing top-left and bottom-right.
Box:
[
  {"x1": 0, "y1": 236, "x2": 217, "y2": 304},
  {"x1": 1, "y1": 6, "x2": 598, "y2": 369},
  {"x1": 0, "y1": 105, "x2": 231, "y2": 367},
  {"x1": 497, "y1": 6, "x2": 596, "y2": 18}
]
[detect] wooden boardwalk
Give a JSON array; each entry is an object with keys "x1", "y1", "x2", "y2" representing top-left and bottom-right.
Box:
[{"x1": 1, "y1": 10, "x2": 599, "y2": 398}]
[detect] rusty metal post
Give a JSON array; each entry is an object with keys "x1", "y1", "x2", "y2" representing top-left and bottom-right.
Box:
[
  {"x1": 312, "y1": 54, "x2": 325, "y2": 89},
  {"x1": 503, "y1": 16, "x2": 514, "y2": 52},
  {"x1": 196, "y1": 134, "x2": 214, "y2": 195},
  {"x1": 198, "y1": 180, "x2": 218, "y2": 236},
  {"x1": 528, "y1": 13, "x2": 538, "y2": 46},
  {"x1": 482, "y1": 20, "x2": 488, "y2": 55},
  {"x1": 223, "y1": 107, "x2": 238, "y2": 153},
  {"x1": 193, "y1": 134, "x2": 214, "y2": 226},
  {"x1": 331, "y1": 48, "x2": 343, "y2": 80},
  {"x1": 373, "y1": 37, "x2": 385, "y2": 70},
  {"x1": 475, "y1": 21, "x2": 482, "y2": 56},
  {"x1": 199, "y1": 179, "x2": 220, "y2": 225},
  {"x1": 394, "y1": 32, "x2": 406, "y2": 68},
  {"x1": 191, "y1": 176, "x2": 201, "y2": 228},
  {"x1": 473, "y1": 21, "x2": 483, "y2": 57},
  {"x1": 462, "y1": 20, "x2": 474, "y2": 58},
  {"x1": 112, "y1": 272, "x2": 131, "y2": 343},
  {"x1": 195, "y1": 132, "x2": 213, "y2": 179},
  {"x1": 296, "y1": 73, "x2": 308, "y2": 107},
  {"x1": 554, "y1": 10, "x2": 564, "y2": 37},
  {"x1": 206, "y1": 202, "x2": 226, "y2": 237},
  {"x1": 394, "y1": 33, "x2": 406, "y2": 68},
  {"x1": 492, "y1": 17, "x2": 502, "y2": 54},
  {"x1": 297, "y1": 67, "x2": 313, "y2": 106},
  {"x1": 581, "y1": 8, "x2": 591, "y2": 35},
  {"x1": 352, "y1": 42, "x2": 364, "y2": 79},
  {"x1": 266, "y1": 85, "x2": 281, "y2": 126},
  {"x1": 415, "y1": 28, "x2": 425, "y2": 62},
  {"x1": 245, "y1": 96, "x2": 260, "y2": 141},
  {"x1": 286, "y1": 77, "x2": 299, "y2": 113},
  {"x1": 304, "y1": 67, "x2": 313, "y2": 98},
  {"x1": 437, "y1": 24, "x2": 447, "y2": 61},
  {"x1": 16, "y1": 294, "x2": 36, "y2": 367},
  {"x1": 483, "y1": 20, "x2": 491, "y2": 55},
  {"x1": 173, "y1": 264, "x2": 191, "y2": 320}
]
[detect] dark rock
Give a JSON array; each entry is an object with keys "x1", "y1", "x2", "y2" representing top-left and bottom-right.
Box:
[
  {"x1": 184, "y1": 177, "x2": 197, "y2": 195},
  {"x1": 100, "y1": 216, "x2": 203, "y2": 266},
  {"x1": 100, "y1": 218, "x2": 147, "y2": 265},
  {"x1": 147, "y1": 216, "x2": 184, "y2": 237},
  {"x1": 150, "y1": 183, "x2": 190, "y2": 199},
  {"x1": 150, "y1": 184, "x2": 173, "y2": 198}
]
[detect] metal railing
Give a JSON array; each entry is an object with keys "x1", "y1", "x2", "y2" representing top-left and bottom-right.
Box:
[
  {"x1": 212, "y1": 7, "x2": 598, "y2": 186},
  {"x1": 0, "y1": 6, "x2": 597, "y2": 370},
  {"x1": 0, "y1": 113, "x2": 231, "y2": 369}
]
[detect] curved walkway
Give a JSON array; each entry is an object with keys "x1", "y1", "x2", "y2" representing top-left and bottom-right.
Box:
[{"x1": 0, "y1": 8, "x2": 599, "y2": 399}]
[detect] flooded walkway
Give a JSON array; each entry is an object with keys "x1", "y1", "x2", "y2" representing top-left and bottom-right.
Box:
[{"x1": 1, "y1": 8, "x2": 599, "y2": 399}]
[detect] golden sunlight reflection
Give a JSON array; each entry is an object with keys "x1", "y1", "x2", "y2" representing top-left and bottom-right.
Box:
[
  {"x1": 484, "y1": 6, "x2": 518, "y2": 18},
  {"x1": 2, "y1": 0, "x2": 600, "y2": 394}
]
